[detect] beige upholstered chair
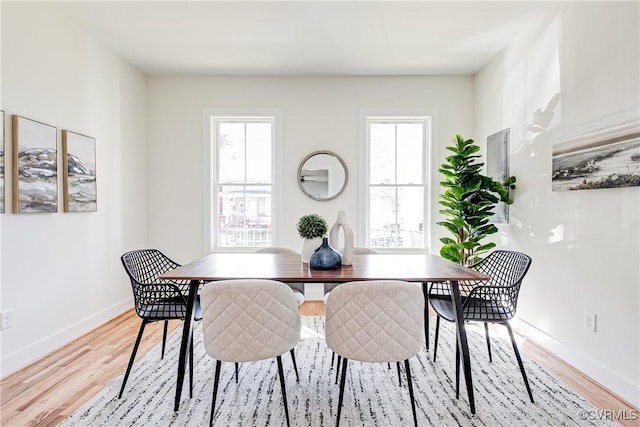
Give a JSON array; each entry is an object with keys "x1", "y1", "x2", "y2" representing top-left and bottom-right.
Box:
[
  {"x1": 254, "y1": 247, "x2": 305, "y2": 306},
  {"x1": 200, "y1": 279, "x2": 301, "y2": 427},
  {"x1": 223, "y1": 248, "x2": 303, "y2": 384},
  {"x1": 325, "y1": 280, "x2": 424, "y2": 427},
  {"x1": 324, "y1": 247, "x2": 377, "y2": 374}
]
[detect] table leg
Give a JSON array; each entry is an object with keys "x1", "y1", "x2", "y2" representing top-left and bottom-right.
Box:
[
  {"x1": 174, "y1": 279, "x2": 198, "y2": 412},
  {"x1": 449, "y1": 279, "x2": 475, "y2": 415},
  {"x1": 422, "y1": 282, "x2": 429, "y2": 350}
]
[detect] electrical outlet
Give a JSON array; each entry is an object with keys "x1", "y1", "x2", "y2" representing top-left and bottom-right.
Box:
[
  {"x1": 584, "y1": 311, "x2": 596, "y2": 333},
  {"x1": 1, "y1": 310, "x2": 14, "y2": 330}
]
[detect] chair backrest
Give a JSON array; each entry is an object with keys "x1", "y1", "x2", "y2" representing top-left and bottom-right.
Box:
[
  {"x1": 472, "y1": 250, "x2": 532, "y2": 289},
  {"x1": 200, "y1": 279, "x2": 301, "y2": 363},
  {"x1": 325, "y1": 280, "x2": 424, "y2": 363},
  {"x1": 254, "y1": 246, "x2": 298, "y2": 255},
  {"x1": 353, "y1": 247, "x2": 377, "y2": 255},
  {"x1": 121, "y1": 249, "x2": 182, "y2": 285},
  {"x1": 121, "y1": 249, "x2": 189, "y2": 319},
  {"x1": 463, "y1": 250, "x2": 532, "y2": 320}
]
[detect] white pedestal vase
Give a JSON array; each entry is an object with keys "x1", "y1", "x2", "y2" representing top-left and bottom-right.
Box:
[
  {"x1": 301, "y1": 237, "x2": 323, "y2": 263},
  {"x1": 329, "y1": 210, "x2": 354, "y2": 265}
]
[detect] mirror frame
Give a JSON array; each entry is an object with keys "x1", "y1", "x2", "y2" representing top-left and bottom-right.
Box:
[{"x1": 297, "y1": 150, "x2": 349, "y2": 201}]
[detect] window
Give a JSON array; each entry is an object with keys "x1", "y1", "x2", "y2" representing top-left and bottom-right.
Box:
[
  {"x1": 210, "y1": 116, "x2": 276, "y2": 249},
  {"x1": 362, "y1": 115, "x2": 430, "y2": 250}
]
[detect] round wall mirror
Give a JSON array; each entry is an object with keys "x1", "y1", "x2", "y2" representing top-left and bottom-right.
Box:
[{"x1": 297, "y1": 150, "x2": 348, "y2": 201}]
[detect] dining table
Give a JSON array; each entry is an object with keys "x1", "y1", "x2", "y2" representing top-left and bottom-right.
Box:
[{"x1": 161, "y1": 252, "x2": 489, "y2": 415}]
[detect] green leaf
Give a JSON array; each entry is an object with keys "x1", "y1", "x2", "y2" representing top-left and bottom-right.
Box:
[
  {"x1": 504, "y1": 176, "x2": 517, "y2": 188},
  {"x1": 438, "y1": 201, "x2": 456, "y2": 209},
  {"x1": 438, "y1": 210, "x2": 462, "y2": 220},
  {"x1": 439, "y1": 237, "x2": 457, "y2": 245},
  {"x1": 440, "y1": 244, "x2": 462, "y2": 263},
  {"x1": 436, "y1": 221, "x2": 461, "y2": 237},
  {"x1": 476, "y1": 224, "x2": 498, "y2": 236},
  {"x1": 476, "y1": 242, "x2": 496, "y2": 253},
  {"x1": 439, "y1": 169, "x2": 456, "y2": 179},
  {"x1": 460, "y1": 241, "x2": 479, "y2": 250},
  {"x1": 463, "y1": 144, "x2": 481, "y2": 155},
  {"x1": 447, "y1": 186, "x2": 464, "y2": 200}
]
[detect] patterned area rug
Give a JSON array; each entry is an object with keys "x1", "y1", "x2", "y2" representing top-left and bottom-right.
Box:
[{"x1": 60, "y1": 316, "x2": 615, "y2": 426}]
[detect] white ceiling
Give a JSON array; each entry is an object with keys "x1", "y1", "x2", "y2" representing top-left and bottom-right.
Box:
[{"x1": 51, "y1": 1, "x2": 558, "y2": 76}]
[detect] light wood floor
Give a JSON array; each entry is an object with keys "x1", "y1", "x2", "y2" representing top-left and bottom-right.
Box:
[{"x1": 1, "y1": 301, "x2": 637, "y2": 426}]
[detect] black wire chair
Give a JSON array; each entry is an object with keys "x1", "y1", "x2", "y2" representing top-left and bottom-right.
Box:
[
  {"x1": 118, "y1": 249, "x2": 202, "y2": 399},
  {"x1": 429, "y1": 250, "x2": 534, "y2": 403}
]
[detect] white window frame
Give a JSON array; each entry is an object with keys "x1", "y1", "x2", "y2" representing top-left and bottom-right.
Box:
[
  {"x1": 203, "y1": 109, "x2": 283, "y2": 253},
  {"x1": 358, "y1": 108, "x2": 436, "y2": 253}
]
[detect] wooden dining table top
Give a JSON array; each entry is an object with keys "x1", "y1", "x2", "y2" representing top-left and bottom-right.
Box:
[{"x1": 161, "y1": 252, "x2": 489, "y2": 283}]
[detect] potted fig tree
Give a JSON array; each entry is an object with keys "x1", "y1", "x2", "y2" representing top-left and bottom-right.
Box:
[{"x1": 438, "y1": 134, "x2": 516, "y2": 266}]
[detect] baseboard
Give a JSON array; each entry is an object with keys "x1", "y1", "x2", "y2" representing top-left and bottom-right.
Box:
[
  {"x1": 1, "y1": 298, "x2": 132, "y2": 378},
  {"x1": 518, "y1": 319, "x2": 640, "y2": 408}
]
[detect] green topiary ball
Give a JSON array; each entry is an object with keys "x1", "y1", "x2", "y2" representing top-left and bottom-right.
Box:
[{"x1": 296, "y1": 214, "x2": 328, "y2": 239}]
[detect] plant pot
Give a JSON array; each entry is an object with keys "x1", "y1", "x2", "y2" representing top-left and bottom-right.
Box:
[{"x1": 301, "y1": 237, "x2": 323, "y2": 263}]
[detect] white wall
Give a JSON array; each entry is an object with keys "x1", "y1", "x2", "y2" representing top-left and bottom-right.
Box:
[
  {"x1": 0, "y1": 0, "x2": 4, "y2": 369},
  {"x1": 0, "y1": 3, "x2": 147, "y2": 375},
  {"x1": 146, "y1": 75, "x2": 473, "y2": 263},
  {"x1": 474, "y1": 2, "x2": 639, "y2": 406}
]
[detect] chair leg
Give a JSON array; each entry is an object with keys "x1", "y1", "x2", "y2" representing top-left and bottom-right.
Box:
[
  {"x1": 505, "y1": 322, "x2": 535, "y2": 403},
  {"x1": 189, "y1": 331, "x2": 194, "y2": 398},
  {"x1": 335, "y1": 355, "x2": 342, "y2": 384},
  {"x1": 484, "y1": 322, "x2": 492, "y2": 362},
  {"x1": 423, "y1": 282, "x2": 429, "y2": 351},
  {"x1": 433, "y1": 315, "x2": 441, "y2": 362},
  {"x1": 455, "y1": 339, "x2": 460, "y2": 399},
  {"x1": 331, "y1": 351, "x2": 335, "y2": 368},
  {"x1": 235, "y1": 363, "x2": 239, "y2": 383},
  {"x1": 388, "y1": 362, "x2": 391, "y2": 369},
  {"x1": 161, "y1": 320, "x2": 168, "y2": 359},
  {"x1": 404, "y1": 359, "x2": 418, "y2": 427},
  {"x1": 336, "y1": 357, "x2": 349, "y2": 427},
  {"x1": 396, "y1": 362, "x2": 402, "y2": 387},
  {"x1": 290, "y1": 348, "x2": 300, "y2": 382},
  {"x1": 119, "y1": 320, "x2": 147, "y2": 398},
  {"x1": 276, "y1": 355, "x2": 291, "y2": 427},
  {"x1": 210, "y1": 360, "x2": 222, "y2": 427}
]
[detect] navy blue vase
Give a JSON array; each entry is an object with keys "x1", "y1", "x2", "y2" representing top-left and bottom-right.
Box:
[{"x1": 309, "y1": 237, "x2": 342, "y2": 270}]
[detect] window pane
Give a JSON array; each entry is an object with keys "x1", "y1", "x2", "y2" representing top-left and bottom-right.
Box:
[
  {"x1": 369, "y1": 123, "x2": 396, "y2": 184},
  {"x1": 369, "y1": 187, "x2": 399, "y2": 248},
  {"x1": 218, "y1": 122, "x2": 245, "y2": 183},
  {"x1": 244, "y1": 185, "x2": 272, "y2": 230},
  {"x1": 397, "y1": 186, "x2": 424, "y2": 248},
  {"x1": 217, "y1": 185, "x2": 271, "y2": 248},
  {"x1": 246, "y1": 122, "x2": 272, "y2": 183},
  {"x1": 396, "y1": 123, "x2": 423, "y2": 184},
  {"x1": 218, "y1": 185, "x2": 246, "y2": 247}
]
